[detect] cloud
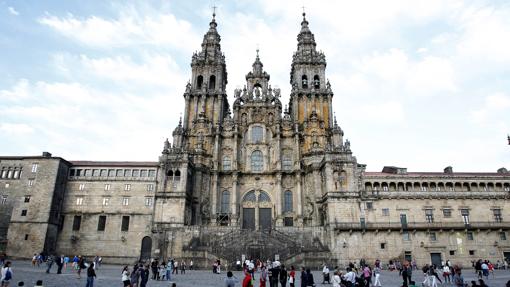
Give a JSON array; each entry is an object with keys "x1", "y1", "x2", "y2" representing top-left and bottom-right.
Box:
[
  {"x1": 0, "y1": 123, "x2": 32, "y2": 135},
  {"x1": 8, "y1": 7, "x2": 19, "y2": 16},
  {"x1": 38, "y1": 9, "x2": 200, "y2": 49},
  {"x1": 472, "y1": 92, "x2": 510, "y2": 126}
]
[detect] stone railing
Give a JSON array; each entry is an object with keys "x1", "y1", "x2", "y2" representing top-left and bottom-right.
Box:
[{"x1": 333, "y1": 221, "x2": 509, "y2": 231}]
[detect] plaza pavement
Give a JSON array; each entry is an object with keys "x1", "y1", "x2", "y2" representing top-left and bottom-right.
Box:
[{"x1": 6, "y1": 260, "x2": 510, "y2": 287}]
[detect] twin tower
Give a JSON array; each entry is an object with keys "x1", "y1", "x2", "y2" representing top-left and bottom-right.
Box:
[{"x1": 156, "y1": 12, "x2": 355, "y2": 232}]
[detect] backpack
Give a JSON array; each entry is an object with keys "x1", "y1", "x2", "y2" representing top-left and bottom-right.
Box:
[{"x1": 4, "y1": 269, "x2": 12, "y2": 281}]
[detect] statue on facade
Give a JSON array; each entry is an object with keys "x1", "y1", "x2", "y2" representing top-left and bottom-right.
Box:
[
  {"x1": 305, "y1": 197, "x2": 314, "y2": 217},
  {"x1": 201, "y1": 197, "x2": 211, "y2": 218}
]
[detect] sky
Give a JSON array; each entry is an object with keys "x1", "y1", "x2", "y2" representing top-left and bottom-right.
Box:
[{"x1": 0, "y1": 0, "x2": 509, "y2": 172}]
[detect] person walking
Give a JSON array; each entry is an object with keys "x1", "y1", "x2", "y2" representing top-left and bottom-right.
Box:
[
  {"x1": 300, "y1": 267, "x2": 307, "y2": 287},
  {"x1": 76, "y1": 256, "x2": 86, "y2": 279},
  {"x1": 151, "y1": 259, "x2": 158, "y2": 280},
  {"x1": 45, "y1": 255, "x2": 54, "y2": 274},
  {"x1": 332, "y1": 271, "x2": 341, "y2": 287},
  {"x1": 180, "y1": 260, "x2": 186, "y2": 274},
  {"x1": 452, "y1": 267, "x2": 464, "y2": 287},
  {"x1": 280, "y1": 265, "x2": 288, "y2": 287},
  {"x1": 56, "y1": 255, "x2": 64, "y2": 274},
  {"x1": 130, "y1": 264, "x2": 140, "y2": 287},
  {"x1": 225, "y1": 271, "x2": 239, "y2": 287},
  {"x1": 0, "y1": 261, "x2": 13, "y2": 287},
  {"x1": 373, "y1": 265, "x2": 382, "y2": 287},
  {"x1": 259, "y1": 265, "x2": 268, "y2": 287},
  {"x1": 322, "y1": 265, "x2": 330, "y2": 284},
  {"x1": 140, "y1": 265, "x2": 149, "y2": 287},
  {"x1": 342, "y1": 268, "x2": 356, "y2": 287},
  {"x1": 86, "y1": 262, "x2": 96, "y2": 287},
  {"x1": 363, "y1": 265, "x2": 372, "y2": 286},
  {"x1": 305, "y1": 268, "x2": 315, "y2": 287},
  {"x1": 242, "y1": 270, "x2": 253, "y2": 287},
  {"x1": 165, "y1": 260, "x2": 172, "y2": 281},
  {"x1": 122, "y1": 266, "x2": 131, "y2": 287},
  {"x1": 288, "y1": 266, "x2": 296, "y2": 287}
]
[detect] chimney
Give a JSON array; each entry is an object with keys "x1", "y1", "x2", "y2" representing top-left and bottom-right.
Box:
[
  {"x1": 444, "y1": 166, "x2": 453, "y2": 174},
  {"x1": 42, "y1": 151, "x2": 52, "y2": 158}
]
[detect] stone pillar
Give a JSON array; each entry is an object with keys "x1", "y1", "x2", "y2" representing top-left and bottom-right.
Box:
[
  {"x1": 211, "y1": 172, "x2": 218, "y2": 225},
  {"x1": 275, "y1": 173, "x2": 283, "y2": 226},
  {"x1": 231, "y1": 172, "x2": 238, "y2": 226},
  {"x1": 183, "y1": 94, "x2": 191, "y2": 129},
  {"x1": 296, "y1": 173, "x2": 303, "y2": 226}
]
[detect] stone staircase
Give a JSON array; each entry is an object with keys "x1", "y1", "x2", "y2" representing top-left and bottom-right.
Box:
[{"x1": 183, "y1": 227, "x2": 330, "y2": 267}]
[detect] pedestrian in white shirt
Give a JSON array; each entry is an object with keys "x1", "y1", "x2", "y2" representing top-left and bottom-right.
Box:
[{"x1": 332, "y1": 271, "x2": 341, "y2": 287}]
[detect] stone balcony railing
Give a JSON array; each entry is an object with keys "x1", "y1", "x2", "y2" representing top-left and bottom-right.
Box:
[{"x1": 333, "y1": 221, "x2": 509, "y2": 231}]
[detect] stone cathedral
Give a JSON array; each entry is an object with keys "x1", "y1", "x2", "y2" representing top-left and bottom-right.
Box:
[{"x1": 1, "y1": 13, "x2": 509, "y2": 268}]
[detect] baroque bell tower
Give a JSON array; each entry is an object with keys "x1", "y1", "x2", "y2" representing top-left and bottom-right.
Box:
[{"x1": 288, "y1": 12, "x2": 334, "y2": 153}]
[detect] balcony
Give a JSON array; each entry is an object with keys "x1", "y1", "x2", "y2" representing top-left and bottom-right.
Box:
[{"x1": 333, "y1": 221, "x2": 509, "y2": 231}]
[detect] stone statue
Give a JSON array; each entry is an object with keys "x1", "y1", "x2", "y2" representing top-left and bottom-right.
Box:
[
  {"x1": 234, "y1": 88, "x2": 241, "y2": 98},
  {"x1": 274, "y1": 88, "x2": 281, "y2": 98},
  {"x1": 201, "y1": 197, "x2": 210, "y2": 217},
  {"x1": 305, "y1": 197, "x2": 314, "y2": 217},
  {"x1": 254, "y1": 87, "x2": 261, "y2": 99}
]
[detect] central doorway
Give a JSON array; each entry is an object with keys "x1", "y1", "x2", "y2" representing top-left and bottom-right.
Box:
[
  {"x1": 241, "y1": 190, "x2": 272, "y2": 230},
  {"x1": 430, "y1": 253, "x2": 442, "y2": 267}
]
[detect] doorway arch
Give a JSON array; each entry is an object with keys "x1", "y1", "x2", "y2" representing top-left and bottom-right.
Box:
[
  {"x1": 241, "y1": 190, "x2": 272, "y2": 230},
  {"x1": 140, "y1": 236, "x2": 152, "y2": 261}
]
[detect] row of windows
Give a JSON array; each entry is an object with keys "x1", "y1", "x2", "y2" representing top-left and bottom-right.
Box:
[
  {"x1": 77, "y1": 183, "x2": 154, "y2": 192},
  {"x1": 221, "y1": 154, "x2": 293, "y2": 171},
  {"x1": 69, "y1": 168, "x2": 156, "y2": 178},
  {"x1": 219, "y1": 190, "x2": 294, "y2": 213},
  {"x1": 396, "y1": 231, "x2": 507, "y2": 242},
  {"x1": 301, "y1": 75, "x2": 321, "y2": 89},
  {"x1": 72, "y1": 215, "x2": 130, "y2": 232},
  {"x1": 195, "y1": 75, "x2": 216, "y2": 90},
  {"x1": 374, "y1": 206, "x2": 503, "y2": 223},
  {"x1": 75, "y1": 196, "x2": 153, "y2": 207},
  {"x1": 0, "y1": 167, "x2": 23, "y2": 179},
  {"x1": 367, "y1": 182, "x2": 510, "y2": 192}
]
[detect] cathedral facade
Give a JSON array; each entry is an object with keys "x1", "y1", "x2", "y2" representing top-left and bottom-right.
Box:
[{"x1": 1, "y1": 13, "x2": 509, "y2": 268}]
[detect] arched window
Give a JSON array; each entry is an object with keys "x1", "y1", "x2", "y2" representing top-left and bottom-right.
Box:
[
  {"x1": 252, "y1": 126, "x2": 263, "y2": 143},
  {"x1": 282, "y1": 153, "x2": 292, "y2": 171},
  {"x1": 313, "y1": 75, "x2": 320, "y2": 89},
  {"x1": 258, "y1": 191, "x2": 271, "y2": 202},
  {"x1": 196, "y1": 75, "x2": 203, "y2": 89},
  {"x1": 209, "y1": 75, "x2": 216, "y2": 90},
  {"x1": 243, "y1": 191, "x2": 256, "y2": 202},
  {"x1": 284, "y1": 190, "x2": 293, "y2": 212},
  {"x1": 220, "y1": 191, "x2": 230, "y2": 213},
  {"x1": 251, "y1": 150, "x2": 263, "y2": 171},
  {"x1": 222, "y1": 156, "x2": 231, "y2": 171},
  {"x1": 174, "y1": 170, "x2": 181, "y2": 181},
  {"x1": 301, "y1": 75, "x2": 308, "y2": 89},
  {"x1": 167, "y1": 170, "x2": 173, "y2": 177}
]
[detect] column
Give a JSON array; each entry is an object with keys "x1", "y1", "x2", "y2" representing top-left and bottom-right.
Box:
[
  {"x1": 211, "y1": 172, "x2": 218, "y2": 225},
  {"x1": 231, "y1": 172, "x2": 238, "y2": 226},
  {"x1": 296, "y1": 173, "x2": 303, "y2": 226},
  {"x1": 275, "y1": 173, "x2": 283, "y2": 226}
]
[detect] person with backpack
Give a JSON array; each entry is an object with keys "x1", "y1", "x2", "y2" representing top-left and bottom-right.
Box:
[
  {"x1": 1, "y1": 261, "x2": 13, "y2": 287},
  {"x1": 86, "y1": 262, "x2": 96, "y2": 287}
]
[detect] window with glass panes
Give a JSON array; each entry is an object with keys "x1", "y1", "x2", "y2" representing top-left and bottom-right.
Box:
[
  {"x1": 282, "y1": 154, "x2": 292, "y2": 171},
  {"x1": 284, "y1": 190, "x2": 293, "y2": 212},
  {"x1": 252, "y1": 126, "x2": 263, "y2": 143},
  {"x1": 222, "y1": 156, "x2": 231, "y2": 171},
  {"x1": 425, "y1": 209, "x2": 434, "y2": 223},
  {"x1": 251, "y1": 150, "x2": 263, "y2": 171},
  {"x1": 493, "y1": 209, "x2": 502, "y2": 222},
  {"x1": 220, "y1": 191, "x2": 230, "y2": 213}
]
